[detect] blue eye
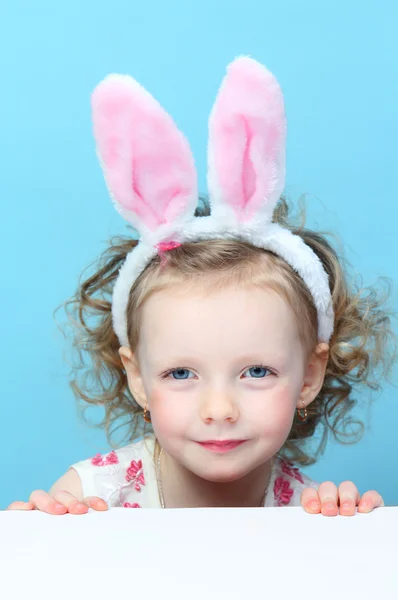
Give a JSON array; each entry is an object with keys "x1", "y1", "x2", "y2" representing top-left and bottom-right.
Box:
[
  {"x1": 242, "y1": 366, "x2": 272, "y2": 379},
  {"x1": 169, "y1": 369, "x2": 194, "y2": 380}
]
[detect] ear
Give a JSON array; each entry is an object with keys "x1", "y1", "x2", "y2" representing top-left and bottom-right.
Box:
[
  {"x1": 92, "y1": 74, "x2": 198, "y2": 235},
  {"x1": 207, "y1": 56, "x2": 286, "y2": 224},
  {"x1": 297, "y1": 343, "x2": 329, "y2": 409},
  {"x1": 119, "y1": 346, "x2": 148, "y2": 410}
]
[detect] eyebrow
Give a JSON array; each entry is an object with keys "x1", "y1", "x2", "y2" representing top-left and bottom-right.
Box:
[
  {"x1": 150, "y1": 352, "x2": 289, "y2": 368},
  {"x1": 149, "y1": 355, "x2": 205, "y2": 366},
  {"x1": 232, "y1": 353, "x2": 288, "y2": 362}
]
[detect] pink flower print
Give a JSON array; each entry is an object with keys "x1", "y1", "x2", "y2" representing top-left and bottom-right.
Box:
[
  {"x1": 125, "y1": 459, "x2": 145, "y2": 491},
  {"x1": 281, "y1": 460, "x2": 304, "y2": 484},
  {"x1": 123, "y1": 502, "x2": 141, "y2": 508},
  {"x1": 91, "y1": 450, "x2": 119, "y2": 467},
  {"x1": 274, "y1": 477, "x2": 294, "y2": 506}
]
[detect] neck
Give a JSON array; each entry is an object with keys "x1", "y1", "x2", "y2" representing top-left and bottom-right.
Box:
[{"x1": 159, "y1": 452, "x2": 273, "y2": 509}]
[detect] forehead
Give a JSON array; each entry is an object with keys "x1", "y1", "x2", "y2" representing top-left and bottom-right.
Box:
[{"x1": 138, "y1": 283, "x2": 302, "y2": 359}]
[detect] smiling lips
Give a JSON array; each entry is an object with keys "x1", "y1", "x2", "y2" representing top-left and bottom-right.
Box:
[{"x1": 197, "y1": 440, "x2": 246, "y2": 453}]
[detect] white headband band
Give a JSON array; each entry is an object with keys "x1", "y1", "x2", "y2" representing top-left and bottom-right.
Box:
[{"x1": 92, "y1": 56, "x2": 334, "y2": 348}]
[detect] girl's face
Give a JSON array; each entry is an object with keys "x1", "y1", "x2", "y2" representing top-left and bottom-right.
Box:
[{"x1": 129, "y1": 283, "x2": 324, "y2": 483}]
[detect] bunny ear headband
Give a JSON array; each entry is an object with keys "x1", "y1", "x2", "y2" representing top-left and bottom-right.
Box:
[{"x1": 92, "y1": 56, "x2": 334, "y2": 348}]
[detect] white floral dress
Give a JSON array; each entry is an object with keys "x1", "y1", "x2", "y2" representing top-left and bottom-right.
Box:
[{"x1": 71, "y1": 436, "x2": 318, "y2": 508}]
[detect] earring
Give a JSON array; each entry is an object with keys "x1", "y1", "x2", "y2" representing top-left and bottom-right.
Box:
[
  {"x1": 143, "y1": 406, "x2": 151, "y2": 423},
  {"x1": 297, "y1": 401, "x2": 308, "y2": 423}
]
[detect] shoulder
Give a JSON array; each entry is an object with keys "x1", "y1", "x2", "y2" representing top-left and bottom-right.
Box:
[
  {"x1": 267, "y1": 457, "x2": 319, "y2": 508},
  {"x1": 73, "y1": 436, "x2": 153, "y2": 472},
  {"x1": 71, "y1": 436, "x2": 157, "y2": 507}
]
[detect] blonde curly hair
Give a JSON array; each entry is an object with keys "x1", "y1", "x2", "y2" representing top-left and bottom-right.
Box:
[{"x1": 61, "y1": 197, "x2": 396, "y2": 465}]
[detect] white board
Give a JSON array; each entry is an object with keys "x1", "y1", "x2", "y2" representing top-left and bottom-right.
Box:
[{"x1": 1, "y1": 507, "x2": 397, "y2": 599}]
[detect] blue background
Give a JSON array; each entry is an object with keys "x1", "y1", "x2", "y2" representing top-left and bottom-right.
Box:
[{"x1": 1, "y1": 0, "x2": 397, "y2": 509}]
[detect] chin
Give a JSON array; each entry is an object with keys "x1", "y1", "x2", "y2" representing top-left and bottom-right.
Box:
[{"x1": 194, "y1": 463, "x2": 251, "y2": 483}]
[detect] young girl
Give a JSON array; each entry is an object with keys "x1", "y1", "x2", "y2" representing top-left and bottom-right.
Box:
[{"x1": 9, "y1": 57, "x2": 394, "y2": 516}]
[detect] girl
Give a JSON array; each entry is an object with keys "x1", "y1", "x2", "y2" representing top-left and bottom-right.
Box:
[{"x1": 9, "y1": 57, "x2": 394, "y2": 515}]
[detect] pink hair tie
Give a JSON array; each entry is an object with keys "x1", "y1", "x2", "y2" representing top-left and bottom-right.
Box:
[
  {"x1": 155, "y1": 240, "x2": 181, "y2": 266},
  {"x1": 156, "y1": 241, "x2": 181, "y2": 253}
]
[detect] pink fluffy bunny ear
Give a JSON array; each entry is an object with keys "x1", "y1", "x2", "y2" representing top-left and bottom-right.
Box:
[
  {"x1": 208, "y1": 57, "x2": 286, "y2": 224},
  {"x1": 92, "y1": 75, "x2": 197, "y2": 234}
]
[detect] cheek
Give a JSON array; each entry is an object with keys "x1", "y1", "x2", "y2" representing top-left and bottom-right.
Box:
[
  {"x1": 250, "y1": 383, "x2": 298, "y2": 434},
  {"x1": 149, "y1": 387, "x2": 191, "y2": 438}
]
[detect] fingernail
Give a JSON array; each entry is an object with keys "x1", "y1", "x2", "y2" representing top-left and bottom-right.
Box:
[
  {"x1": 359, "y1": 501, "x2": 369, "y2": 512},
  {"x1": 54, "y1": 503, "x2": 65, "y2": 511},
  {"x1": 309, "y1": 501, "x2": 320, "y2": 511},
  {"x1": 324, "y1": 502, "x2": 336, "y2": 511}
]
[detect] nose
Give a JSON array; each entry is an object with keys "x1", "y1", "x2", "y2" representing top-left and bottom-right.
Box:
[{"x1": 200, "y1": 388, "x2": 240, "y2": 424}]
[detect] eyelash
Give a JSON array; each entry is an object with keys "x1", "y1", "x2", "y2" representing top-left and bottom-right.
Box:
[
  {"x1": 242, "y1": 364, "x2": 277, "y2": 378},
  {"x1": 160, "y1": 367, "x2": 192, "y2": 380},
  {"x1": 160, "y1": 364, "x2": 277, "y2": 379}
]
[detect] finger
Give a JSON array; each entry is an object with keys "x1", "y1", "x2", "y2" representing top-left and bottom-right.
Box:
[
  {"x1": 29, "y1": 490, "x2": 68, "y2": 514},
  {"x1": 300, "y1": 488, "x2": 321, "y2": 514},
  {"x1": 83, "y1": 496, "x2": 108, "y2": 511},
  {"x1": 52, "y1": 490, "x2": 89, "y2": 514},
  {"x1": 318, "y1": 481, "x2": 339, "y2": 516},
  {"x1": 338, "y1": 481, "x2": 360, "y2": 517},
  {"x1": 358, "y1": 490, "x2": 384, "y2": 514},
  {"x1": 7, "y1": 501, "x2": 35, "y2": 511}
]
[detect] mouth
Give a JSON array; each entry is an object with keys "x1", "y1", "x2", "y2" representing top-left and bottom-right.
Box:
[{"x1": 196, "y1": 440, "x2": 247, "y2": 453}]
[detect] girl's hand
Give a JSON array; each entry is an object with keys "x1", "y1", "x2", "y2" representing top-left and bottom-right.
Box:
[
  {"x1": 7, "y1": 490, "x2": 108, "y2": 515},
  {"x1": 7, "y1": 468, "x2": 107, "y2": 515},
  {"x1": 301, "y1": 481, "x2": 384, "y2": 516}
]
